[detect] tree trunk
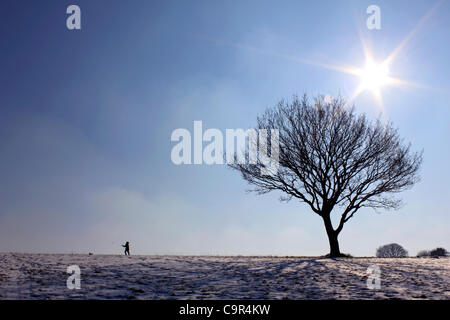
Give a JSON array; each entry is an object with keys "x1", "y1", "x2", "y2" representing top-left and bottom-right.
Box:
[
  {"x1": 322, "y1": 214, "x2": 342, "y2": 257},
  {"x1": 326, "y1": 230, "x2": 341, "y2": 257}
]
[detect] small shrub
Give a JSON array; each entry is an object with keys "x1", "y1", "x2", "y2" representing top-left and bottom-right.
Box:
[
  {"x1": 376, "y1": 243, "x2": 408, "y2": 258},
  {"x1": 430, "y1": 247, "x2": 448, "y2": 257},
  {"x1": 416, "y1": 250, "x2": 430, "y2": 257}
]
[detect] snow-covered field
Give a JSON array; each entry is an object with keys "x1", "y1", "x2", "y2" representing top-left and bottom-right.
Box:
[{"x1": 0, "y1": 253, "x2": 448, "y2": 300}]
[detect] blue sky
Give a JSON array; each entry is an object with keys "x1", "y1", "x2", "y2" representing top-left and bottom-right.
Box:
[{"x1": 0, "y1": 0, "x2": 449, "y2": 256}]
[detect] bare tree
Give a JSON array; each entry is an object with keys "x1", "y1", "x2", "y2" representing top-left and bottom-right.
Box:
[
  {"x1": 376, "y1": 243, "x2": 408, "y2": 258},
  {"x1": 229, "y1": 94, "x2": 422, "y2": 257}
]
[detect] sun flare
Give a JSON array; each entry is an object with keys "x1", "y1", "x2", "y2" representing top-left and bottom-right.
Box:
[{"x1": 358, "y1": 59, "x2": 390, "y2": 92}]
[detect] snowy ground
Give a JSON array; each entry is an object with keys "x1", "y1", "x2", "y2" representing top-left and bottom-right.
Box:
[{"x1": 0, "y1": 253, "x2": 448, "y2": 299}]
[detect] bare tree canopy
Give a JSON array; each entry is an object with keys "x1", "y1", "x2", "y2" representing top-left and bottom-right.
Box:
[
  {"x1": 230, "y1": 94, "x2": 423, "y2": 257},
  {"x1": 376, "y1": 243, "x2": 409, "y2": 258}
]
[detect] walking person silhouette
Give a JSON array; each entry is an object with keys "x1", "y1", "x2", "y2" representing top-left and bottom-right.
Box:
[{"x1": 122, "y1": 241, "x2": 130, "y2": 256}]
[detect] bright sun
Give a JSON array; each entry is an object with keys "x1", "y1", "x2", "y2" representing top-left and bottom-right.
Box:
[
  {"x1": 283, "y1": 1, "x2": 442, "y2": 112},
  {"x1": 358, "y1": 59, "x2": 390, "y2": 91}
]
